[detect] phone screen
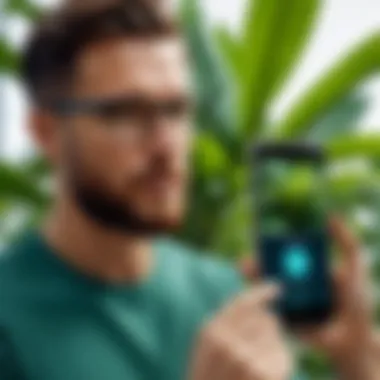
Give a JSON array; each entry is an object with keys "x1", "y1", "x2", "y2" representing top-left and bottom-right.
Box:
[{"x1": 255, "y1": 151, "x2": 333, "y2": 326}]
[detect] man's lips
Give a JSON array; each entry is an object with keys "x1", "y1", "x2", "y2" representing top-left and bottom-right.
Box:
[{"x1": 139, "y1": 175, "x2": 184, "y2": 192}]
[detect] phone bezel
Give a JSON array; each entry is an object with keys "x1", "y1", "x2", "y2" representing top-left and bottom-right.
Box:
[
  {"x1": 252, "y1": 141, "x2": 326, "y2": 163},
  {"x1": 251, "y1": 141, "x2": 334, "y2": 327}
]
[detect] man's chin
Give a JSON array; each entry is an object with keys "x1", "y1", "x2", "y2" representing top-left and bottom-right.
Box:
[
  {"x1": 129, "y1": 216, "x2": 183, "y2": 236},
  {"x1": 72, "y1": 183, "x2": 185, "y2": 235}
]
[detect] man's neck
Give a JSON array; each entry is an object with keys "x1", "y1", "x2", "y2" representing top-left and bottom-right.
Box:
[{"x1": 42, "y1": 198, "x2": 154, "y2": 285}]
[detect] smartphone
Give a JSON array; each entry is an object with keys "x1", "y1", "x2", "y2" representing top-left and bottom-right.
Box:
[{"x1": 252, "y1": 142, "x2": 334, "y2": 327}]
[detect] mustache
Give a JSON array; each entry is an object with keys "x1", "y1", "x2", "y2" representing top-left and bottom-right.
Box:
[{"x1": 133, "y1": 157, "x2": 186, "y2": 185}]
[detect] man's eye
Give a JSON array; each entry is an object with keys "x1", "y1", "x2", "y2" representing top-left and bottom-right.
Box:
[
  {"x1": 164, "y1": 101, "x2": 191, "y2": 118},
  {"x1": 98, "y1": 103, "x2": 136, "y2": 120}
]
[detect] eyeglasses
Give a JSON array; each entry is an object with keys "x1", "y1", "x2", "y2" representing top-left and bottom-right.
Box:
[{"x1": 47, "y1": 94, "x2": 194, "y2": 143}]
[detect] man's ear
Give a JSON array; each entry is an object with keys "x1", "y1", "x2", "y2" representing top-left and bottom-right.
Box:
[
  {"x1": 28, "y1": 109, "x2": 61, "y2": 164},
  {"x1": 238, "y1": 256, "x2": 260, "y2": 280}
]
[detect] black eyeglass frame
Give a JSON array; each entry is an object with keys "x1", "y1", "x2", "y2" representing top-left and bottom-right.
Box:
[{"x1": 45, "y1": 95, "x2": 196, "y2": 120}]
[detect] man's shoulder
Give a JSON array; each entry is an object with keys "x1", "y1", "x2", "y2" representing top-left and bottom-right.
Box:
[
  {"x1": 0, "y1": 244, "x2": 27, "y2": 378},
  {"x1": 0, "y1": 237, "x2": 30, "y2": 286},
  {"x1": 0, "y1": 233, "x2": 38, "y2": 308},
  {"x1": 157, "y1": 238, "x2": 245, "y2": 305}
]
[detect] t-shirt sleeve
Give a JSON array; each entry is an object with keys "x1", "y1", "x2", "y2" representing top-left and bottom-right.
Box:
[
  {"x1": 292, "y1": 372, "x2": 309, "y2": 380},
  {"x1": 215, "y1": 263, "x2": 246, "y2": 303},
  {"x1": 192, "y1": 256, "x2": 246, "y2": 313},
  {"x1": 0, "y1": 329, "x2": 25, "y2": 380}
]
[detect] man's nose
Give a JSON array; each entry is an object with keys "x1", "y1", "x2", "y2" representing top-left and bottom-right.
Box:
[{"x1": 148, "y1": 118, "x2": 186, "y2": 153}]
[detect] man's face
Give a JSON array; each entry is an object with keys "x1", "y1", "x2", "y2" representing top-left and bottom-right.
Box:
[{"x1": 43, "y1": 37, "x2": 193, "y2": 234}]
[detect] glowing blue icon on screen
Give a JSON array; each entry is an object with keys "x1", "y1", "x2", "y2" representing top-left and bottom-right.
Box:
[{"x1": 282, "y1": 245, "x2": 311, "y2": 279}]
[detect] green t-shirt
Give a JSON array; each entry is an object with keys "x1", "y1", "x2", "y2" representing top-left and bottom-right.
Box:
[{"x1": 0, "y1": 231, "x2": 244, "y2": 380}]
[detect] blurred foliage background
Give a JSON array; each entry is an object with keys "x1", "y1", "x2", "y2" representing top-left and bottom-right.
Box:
[{"x1": 1, "y1": 0, "x2": 380, "y2": 377}]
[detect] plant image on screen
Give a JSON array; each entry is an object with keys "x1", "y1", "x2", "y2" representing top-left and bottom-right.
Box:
[{"x1": 256, "y1": 160, "x2": 326, "y2": 235}]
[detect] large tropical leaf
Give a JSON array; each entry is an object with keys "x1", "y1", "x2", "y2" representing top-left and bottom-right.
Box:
[
  {"x1": 210, "y1": 190, "x2": 251, "y2": 258},
  {"x1": 0, "y1": 163, "x2": 48, "y2": 207},
  {"x1": 238, "y1": 0, "x2": 286, "y2": 135},
  {"x1": 0, "y1": 40, "x2": 20, "y2": 74},
  {"x1": 4, "y1": 0, "x2": 41, "y2": 21},
  {"x1": 327, "y1": 133, "x2": 380, "y2": 160},
  {"x1": 213, "y1": 26, "x2": 243, "y2": 83},
  {"x1": 275, "y1": 33, "x2": 380, "y2": 137},
  {"x1": 238, "y1": 0, "x2": 320, "y2": 137},
  {"x1": 308, "y1": 92, "x2": 369, "y2": 142},
  {"x1": 193, "y1": 131, "x2": 231, "y2": 178},
  {"x1": 266, "y1": 0, "x2": 321, "y2": 100},
  {"x1": 181, "y1": 0, "x2": 236, "y2": 145}
]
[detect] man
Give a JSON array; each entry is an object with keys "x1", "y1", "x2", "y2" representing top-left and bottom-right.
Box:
[{"x1": 0, "y1": 1, "x2": 378, "y2": 379}]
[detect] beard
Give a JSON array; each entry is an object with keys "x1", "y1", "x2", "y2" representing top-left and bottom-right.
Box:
[
  {"x1": 66, "y1": 142, "x2": 185, "y2": 236},
  {"x1": 72, "y1": 181, "x2": 182, "y2": 235}
]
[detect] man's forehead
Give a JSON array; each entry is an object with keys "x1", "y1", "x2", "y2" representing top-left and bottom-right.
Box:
[{"x1": 74, "y1": 37, "x2": 189, "y2": 97}]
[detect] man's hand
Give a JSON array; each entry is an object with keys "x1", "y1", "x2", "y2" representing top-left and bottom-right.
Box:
[
  {"x1": 298, "y1": 217, "x2": 376, "y2": 379},
  {"x1": 240, "y1": 216, "x2": 378, "y2": 380},
  {"x1": 189, "y1": 284, "x2": 293, "y2": 380}
]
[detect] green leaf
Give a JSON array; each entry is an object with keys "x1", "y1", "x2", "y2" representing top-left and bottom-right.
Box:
[
  {"x1": 193, "y1": 132, "x2": 230, "y2": 177},
  {"x1": 23, "y1": 156, "x2": 51, "y2": 178},
  {"x1": 210, "y1": 190, "x2": 251, "y2": 257},
  {"x1": 327, "y1": 133, "x2": 380, "y2": 160},
  {"x1": 308, "y1": 92, "x2": 369, "y2": 141},
  {"x1": 267, "y1": 0, "x2": 321, "y2": 99},
  {"x1": 328, "y1": 172, "x2": 380, "y2": 206},
  {"x1": 4, "y1": 0, "x2": 42, "y2": 20},
  {"x1": 239, "y1": 0, "x2": 283, "y2": 135},
  {"x1": 300, "y1": 350, "x2": 333, "y2": 379},
  {"x1": 0, "y1": 40, "x2": 20, "y2": 74},
  {"x1": 275, "y1": 33, "x2": 380, "y2": 137},
  {"x1": 0, "y1": 164, "x2": 49, "y2": 207},
  {"x1": 181, "y1": 0, "x2": 236, "y2": 143},
  {"x1": 238, "y1": 0, "x2": 321, "y2": 137},
  {"x1": 357, "y1": 191, "x2": 380, "y2": 251},
  {"x1": 213, "y1": 26, "x2": 243, "y2": 83}
]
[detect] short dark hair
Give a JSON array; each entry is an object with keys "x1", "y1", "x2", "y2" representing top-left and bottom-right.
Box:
[{"x1": 22, "y1": 0, "x2": 179, "y2": 105}]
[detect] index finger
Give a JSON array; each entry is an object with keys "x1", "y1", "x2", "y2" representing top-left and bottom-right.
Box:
[{"x1": 220, "y1": 283, "x2": 281, "y2": 324}]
